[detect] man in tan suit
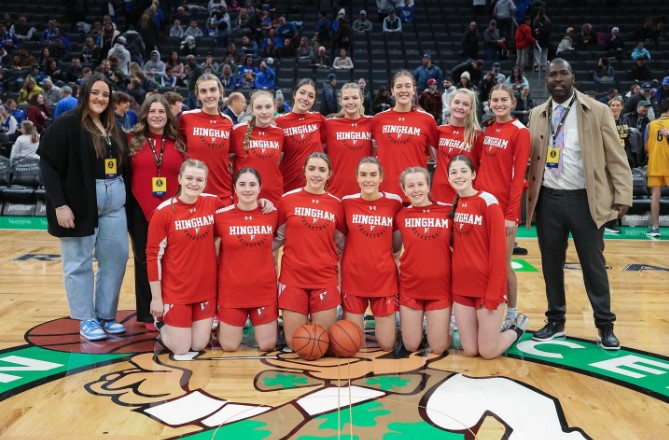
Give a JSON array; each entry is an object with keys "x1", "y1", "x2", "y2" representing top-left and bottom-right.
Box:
[{"x1": 526, "y1": 58, "x2": 632, "y2": 350}]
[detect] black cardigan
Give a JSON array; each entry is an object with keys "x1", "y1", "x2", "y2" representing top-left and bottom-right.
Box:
[{"x1": 38, "y1": 110, "x2": 127, "y2": 237}]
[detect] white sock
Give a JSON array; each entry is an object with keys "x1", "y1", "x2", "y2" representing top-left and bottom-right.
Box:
[{"x1": 506, "y1": 307, "x2": 518, "y2": 320}]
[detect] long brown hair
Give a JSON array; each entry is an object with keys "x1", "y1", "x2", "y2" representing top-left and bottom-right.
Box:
[
  {"x1": 127, "y1": 94, "x2": 186, "y2": 156},
  {"x1": 243, "y1": 90, "x2": 274, "y2": 155},
  {"x1": 77, "y1": 74, "x2": 125, "y2": 161}
]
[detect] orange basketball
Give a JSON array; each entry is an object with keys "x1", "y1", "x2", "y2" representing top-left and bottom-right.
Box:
[
  {"x1": 328, "y1": 320, "x2": 364, "y2": 357},
  {"x1": 292, "y1": 322, "x2": 330, "y2": 360}
]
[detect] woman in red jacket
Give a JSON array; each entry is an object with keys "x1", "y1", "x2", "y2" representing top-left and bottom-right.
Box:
[
  {"x1": 449, "y1": 155, "x2": 529, "y2": 359},
  {"x1": 514, "y1": 16, "x2": 537, "y2": 72},
  {"x1": 27, "y1": 93, "x2": 50, "y2": 133}
]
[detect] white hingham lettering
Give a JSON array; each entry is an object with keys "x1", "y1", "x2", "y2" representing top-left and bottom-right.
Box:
[{"x1": 174, "y1": 215, "x2": 215, "y2": 230}]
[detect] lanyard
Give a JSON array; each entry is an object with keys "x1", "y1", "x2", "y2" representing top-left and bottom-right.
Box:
[
  {"x1": 148, "y1": 136, "x2": 166, "y2": 175},
  {"x1": 547, "y1": 95, "x2": 576, "y2": 144}
]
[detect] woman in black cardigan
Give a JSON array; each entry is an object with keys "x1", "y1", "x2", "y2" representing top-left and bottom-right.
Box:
[{"x1": 38, "y1": 74, "x2": 130, "y2": 341}]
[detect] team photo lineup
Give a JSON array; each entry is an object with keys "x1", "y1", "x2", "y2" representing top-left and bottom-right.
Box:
[{"x1": 35, "y1": 50, "x2": 636, "y2": 360}]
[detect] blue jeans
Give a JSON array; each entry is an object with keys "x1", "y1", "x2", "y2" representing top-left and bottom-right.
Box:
[{"x1": 60, "y1": 177, "x2": 129, "y2": 321}]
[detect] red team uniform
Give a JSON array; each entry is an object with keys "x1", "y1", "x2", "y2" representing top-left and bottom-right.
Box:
[
  {"x1": 179, "y1": 110, "x2": 235, "y2": 203},
  {"x1": 215, "y1": 206, "x2": 279, "y2": 326},
  {"x1": 275, "y1": 111, "x2": 326, "y2": 193},
  {"x1": 451, "y1": 191, "x2": 507, "y2": 309},
  {"x1": 476, "y1": 119, "x2": 530, "y2": 223},
  {"x1": 341, "y1": 192, "x2": 403, "y2": 316},
  {"x1": 277, "y1": 189, "x2": 345, "y2": 314},
  {"x1": 230, "y1": 123, "x2": 285, "y2": 204},
  {"x1": 372, "y1": 109, "x2": 438, "y2": 202},
  {"x1": 431, "y1": 125, "x2": 483, "y2": 204},
  {"x1": 146, "y1": 194, "x2": 222, "y2": 326},
  {"x1": 323, "y1": 116, "x2": 374, "y2": 199},
  {"x1": 395, "y1": 202, "x2": 452, "y2": 310}
]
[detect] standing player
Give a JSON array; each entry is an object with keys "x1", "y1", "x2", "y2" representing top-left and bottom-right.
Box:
[
  {"x1": 431, "y1": 88, "x2": 483, "y2": 204},
  {"x1": 372, "y1": 70, "x2": 439, "y2": 202},
  {"x1": 230, "y1": 90, "x2": 285, "y2": 205},
  {"x1": 275, "y1": 79, "x2": 326, "y2": 193},
  {"x1": 274, "y1": 153, "x2": 346, "y2": 349},
  {"x1": 146, "y1": 160, "x2": 221, "y2": 355},
  {"x1": 449, "y1": 155, "x2": 529, "y2": 359},
  {"x1": 179, "y1": 73, "x2": 235, "y2": 205},
  {"x1": 324, "y1": 82, "x2": 374, "y2": 199},
  {"x1": 395, "y1": 167, "x2": 452, "y2": 355},
  {"x1": 645, "y1": 97, "x2": 669, "y2": 237},
  {"x1": 476, "y1": 84, "x2": 530, "y2": 328},
  {"x1": 341, "y1": 157, "x2": 403, "y2": 351},
  {"x1": 215, "y1": 168, "x2": 279, "y2": 351}
]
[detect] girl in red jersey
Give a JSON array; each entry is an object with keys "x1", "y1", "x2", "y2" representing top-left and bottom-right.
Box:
[
  {"x1": 476, "y1": 84, "x2": 531, "y2": 329},
  {"x1": 324, "y1": 83, "x2": 374, "y2": 199},
  {"x1": 230, "y1": 90, "x2": 285, "y2": 205},
  {"x1": 216, "y1": 168, "x2": 279, "y2": 351},
  {"x1": 275, "y1": 79, "x2": 326, "y2": 193},
  {"x1": 448, "y1": 155, "x2": 529, "y2": 359},
  {"x1": 431, "y1": 88, "x2": 484, "y2": 204},
  {"x1": 178, "y1": 73, "x2": 235, "y2": 205},
  {"x1": 342, "y1": 157, "x2": 403, "y2": 350},
  {"x1": 372, "y1": 70, "x2": 439, "y2": 202},
  {"x1": 274, "y1": 152, "x2": 345, "y2": 349},
  {"x1": 146, "y1": 160, "x2": 221, "y2": 355},
  {"x1": 127, "y1": 94, "x2": 186, "y2": 331},
  {"x1": 395, "y1": 167, "x2": 452, "y2": 355}
]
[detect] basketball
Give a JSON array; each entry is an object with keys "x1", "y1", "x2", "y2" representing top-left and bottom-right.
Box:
[
  {"x1": 292, "y1": 322, "x2": 330, "y2": 360},
  {"x1": 328, "y1": 320, "x2": 364, "y2": 357}
]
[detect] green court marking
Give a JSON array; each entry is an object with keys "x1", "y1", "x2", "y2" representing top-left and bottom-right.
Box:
[
  {"x1": 263, "y1": 373, "x2": 308, "y2": 388},
  {"x1": 512, "y1": 259, "x2": 538, "y2": 272},
  {"x1": 316, "y1": 401, "x2": 391, "y2": 430},
  {"x1": 516, "y1": 225, "x2": 666, "y2": 241},
  {"x1": 363, "y1": 375, "x2": 411, "y2": 391},
  {"x1": 0, "y1": 216, "x2": 47, "y2": 230}
]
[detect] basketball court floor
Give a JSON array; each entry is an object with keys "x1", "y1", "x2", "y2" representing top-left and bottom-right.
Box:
[{"x1": 0, "y1": 226, "x2": 668, "y2": 439}]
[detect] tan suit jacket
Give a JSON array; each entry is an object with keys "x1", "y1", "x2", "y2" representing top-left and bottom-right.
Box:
[{"x1": 526, "y1": 89, "x2": 632, "y2": 229}]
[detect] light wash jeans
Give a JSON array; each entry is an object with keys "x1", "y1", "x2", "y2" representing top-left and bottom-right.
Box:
[{"x1": 60, "y1": 177, "x2": 128, "y2": 321}]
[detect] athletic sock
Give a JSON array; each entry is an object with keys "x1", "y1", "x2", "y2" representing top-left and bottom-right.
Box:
[{"x1": 506, "y1": 306, "x2": 518, "y2": 320}]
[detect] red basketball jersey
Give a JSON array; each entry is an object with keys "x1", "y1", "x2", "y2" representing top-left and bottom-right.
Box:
[{"x1": 431, "y1": 125, "x2": 483, "y2": 204}]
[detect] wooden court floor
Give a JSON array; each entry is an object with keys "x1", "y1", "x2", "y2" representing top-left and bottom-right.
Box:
[{"x1": 0, "y1": 229, "x2": 668, "y2": 439}]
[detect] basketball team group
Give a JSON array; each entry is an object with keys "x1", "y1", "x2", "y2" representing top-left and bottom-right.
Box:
[{"x1": 38, "y1": 58, "x2": 633, "y2": 359}]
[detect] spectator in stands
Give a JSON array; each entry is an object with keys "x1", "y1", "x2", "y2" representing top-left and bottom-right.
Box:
[
  {"x1": 353, "y1": 10, "x2": 373, "y2": 34},
  {"x1": 40, "y1": 19, "x2": 60, "y2": 45},
  {"x1": 593, "y1": 57, "x2": 616, "y2": 85},
  {"x1": 164, "y1": 91, "x2": 184, "y2": 119},
  {"x1": 555, "y1": 27, "x2": 575, "y2": 57},
  {"x1": 277, "y1": 16, "x2": 297, "y2": 41},
  {"x1": 607, "y1": 95, "x2": 636, "y2": 168},
  {"x1": 180, "y1": 35, "x2": 198, "y2": 56},
  {"x1": 334, "y1": 16, "x2": 352, "y2": 53},
  {"x1": 505, "y1": 66, "x2": 528, "y2": 93},
  {"x1": 26, "y1": 93, "x2": 50, "y2": 133},
  {"x1": 531, "y1": 7, "x2": 552, "y2": 71},
  {"x1": 161, "y1": 66, "x2": 181, "y2": 88},
  {"x1": 238, "y1": 54, "x2": 258, "y2": 77},
  {"x1": 493, "y1": 0, "x2": 516, "y2": 43},
  {"x1": 451, "y1": 58, "x2": 485, "y2": 87},
  {"x1": 65, "y1": 58, "x2": 83, "y2": 84},
  {"x1": 220, "y1": 63, "x2": 237, "y2": 89},
  {"x1": 207, "y1": 16, "x2": 230, "y2": 47},
  {"x1": 382, "y1": 9, "x2": 402, "y2": 33},
  {"x1": 478, "y1": 70, "x2": 497, "y2": 111},
  {"x1": 143, "y1": 50, "x2": 166, "y2": 83},
  {"x1": 11, "y1": 48, "x2": 35, "y2": 71},
  {"x1": 399, "y1": 0, "x2": 415, "y2": 24},
  {"x1": 30, "y1": 63, "x2": 46, "y2": 83},
  {"x1": 631, "y1": 41, "x2": 651, "y2": 61},
  {"x1": 52, "y1": 38, "x2": 70, "y2": 62},
  {"x1": 628, "y1": 57, "x2": 651, "y2": 82},
  {"x1": 255, "y1": 60, "x2": 276, "y2": 90},
  {"x1": 128, "y1": 76, "x2": 148, "y2": 106},
  {"x1": 107, "y1": 36, "x2": 131, "y2": 76},
  {"x1": 626, "y1": 100, "x2": 653, "y2": 136},
  {"x1": 82, "y1": 37, "x2": 101, "y2": 66},
  {"x1": 653, "y1": 21, "x2": 666, "y2": 42},
  {"x1": 512, "y1": 85, "x2": 533, "y2": 126},
  {"x1": 184, "y1": 19, "x2": 204, "y2": 38},
  {"x1": 182, "y1": 55, "x2": 203, "y2": 108},
  {"x1": 98, "y1": 22, "x2": 120, "y2": 58},
  {"x1": 9, "y1": 120, "x2": 39, "y2": 162},
  {"x1": 483, "y1": 19, "x2": 503, "y2": 61},
  {"x1": 491, "y1": 62, "x2": 506, "y2": 83},
  {"x1": 54, "y1": 86, "x2": 77, "y2": 118},
  {"x1": 166, "y1": 52, "x2": 185, "y2": 78},
  {"x1": 137, "y1": 12, "x2": 159, "y2": 59},
  {"x1": 457, "y1": 71, "x2": 476, "y2": 91},
  {"x1": 169, "y1": 19, "x2": 185, "y2": 39},
  {"x1": 297, "y1": 36, "x2": 314, "y2": 62},
  {"x1": 316, "y1": 11, "x2": 332, "y2": 48},
  {"x1": 653, "y1": 76, "x2": 669, "y2": 104},
  {"x1": 200, "y1": 52, "x2": 220, "y2": 74},
  {"x1": 45, "y1": 59, "x2": 65, "y2": 84},
  {"x1": 321, "y1": 72, "x2": 338, "y2": 116},
  {"x1": 576, "y1": 23, "x2": 595, "y2": 49},
  {"x1": 5, "y1": 99, "x2": 25, "y2": 124},
  {"x1": 18, "y1": 75, "x2": 42, "y2": 104},
  {"x1": 0, "y1": 105, "x2": 18, "y2": 136},
  {"x1": 36, "y1": 48, "x2": 51, "y2": 72},
  {"x1": 414, "y1": 53, "x2": 444, "y2": 92},
  {"x1": 41, "y1": 79, "x2": 62, "y2": 107},
  {"x1": 461, "y1": 21, "x2": 481, "y2": 60},
  {"x1": 236, "y1": 69, "x2": 256, "y2": 90},
  {"x1": 634, "y1": 17, "x2": 654, "y2": 43},
  {"x1": 372, "y1": 86, "x2": 393, "y2": 114},
  {"x1": 208, "y1": 0, "x2": 227, "y2": 15},
  {"x1": 9, "y1": 16, "x2": 35, "y2": 41},
  {"x1": 275, "y1": 89, "x2": 291, "y2": 114},
  {"x1": 223, "y1": 92, "x2": 246, "y2": 124},
  {"x1": 0, "y1": 25, "x2": 20, "y2": 52},
  {"x1": 358, "y1": 77, "x2": 373, "y2": 115},
  {"x1": 332, "y1": 48, "x2": 354, "y2": 70},
  {"x1": 645, "y1": 97, "x2": 669, "y2": 237},
  {"x1": 441, "y1": 78, "x2": 457, "y2": 124},
  {"x1": 240, "y1": 35, "x2": 259, "y2": 57},
  {"x1": 418, "y1": 78, "x2": 442, "y2": 122},
  {"x1": 311, "y1": 45, "x2": 331, "y2": 70},
  {"x1": 605, "y1": 27, "x2": 625, "y2": 60},
  {"x1": 515, "y1": 16, "x2": 536, "y2": 72},
  {"x1": 235, "y1": 8, "x2": 253, "y2": 37},
  {"x1": 113, "y1": 91, "x2": 138, "y2": 131}
]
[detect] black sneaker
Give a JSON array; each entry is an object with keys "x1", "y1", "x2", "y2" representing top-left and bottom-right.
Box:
[
  {"x1": 532, "y1": 321, "x2": 566, "y2": 341},
  {"x1": 512, "y1": 243, "x2": 528, "y2": 255},
  {"x1": 597, "y1": 324, "x2": 621, "y2": 350}
]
